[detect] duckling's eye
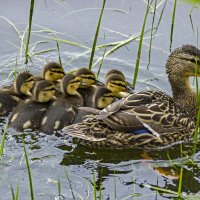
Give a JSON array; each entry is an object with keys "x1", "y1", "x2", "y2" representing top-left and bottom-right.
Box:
[{"x1": 49, "y1": 72, "x2": 53, "y2": 76}]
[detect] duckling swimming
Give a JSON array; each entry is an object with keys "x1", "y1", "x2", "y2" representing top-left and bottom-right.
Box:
[
  {"x1": 40, "y1": 74, "x2": 83, "y2": 134},
  {"x1": 73, "y1": 87, "x2": 114, "y2": 124},
  {"x1": 9, "y1": 80, "x2": 56, "y2": 131},
  {"x1": 75, "y1": 68, "x2": 103, "y2": 107},
  {"x1": 0, "y1": 72, "x2": 34, "y2": 116}
]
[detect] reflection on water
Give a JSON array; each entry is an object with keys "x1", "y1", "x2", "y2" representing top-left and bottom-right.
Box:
[{"x1": 0, "y1": 0, "x2": 200, "y2": 199}]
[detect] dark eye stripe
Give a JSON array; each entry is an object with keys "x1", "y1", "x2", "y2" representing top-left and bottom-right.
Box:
[
  {"x1": 110, "y1": 81, "x2": 126, "y2": 87},
  {"x1": 80, "y1": 76, "x2": 96, "y2": 80},
  {"x1": 70, "y1": 80, "x2": 80, "y2": 84},
  {"x1": 50, "y1": 69, "x2": 65, "y2": 74},
  {"x1": 43, "y1": 88, "x2": 55, "y2": 92},
  {"x1": 25, "y1": 78, "x2": 34, "y2": 83}
]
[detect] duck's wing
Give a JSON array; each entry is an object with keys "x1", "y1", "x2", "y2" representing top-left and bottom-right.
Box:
[
  {"x1": 102, "y1": 100, "x2": 195, "y2": 135},
  {"x1": 98, "y1": 90, "x2": 171, "y2": 119}
]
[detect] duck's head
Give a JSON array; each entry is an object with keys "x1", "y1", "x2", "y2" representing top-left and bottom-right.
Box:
[
  {"x1": 166, "y1": 45, "x2": 200, "y2": 81},
  {"x1": 105, "y1": 69, "x2": 125, "y2": 80},
  {"x1": 33, "y1": 80, "x2": 56, "y2": 103},
  {"x1": 61, "y1": 74, "x2": 81, "y2": 95},
  {"x1": 43, "y1": 62, "x2": 65, "y2": 82},
  {"x1": 105, "y1": 73, "x2": 129, "y2": 98},
  {"x1": 75, "y1": 68, "x2": 96, "y2": 88},
  {"x1": 94, "y1": 87, "x2": 114, "y2": 109},
  {"x1": 14, "y1": 72, "x2": 34, "y2": 96}
]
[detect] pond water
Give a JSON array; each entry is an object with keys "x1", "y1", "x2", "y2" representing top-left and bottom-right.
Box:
[{"x1": 0, "y1": 0, "x2": 200, "y2": 199}]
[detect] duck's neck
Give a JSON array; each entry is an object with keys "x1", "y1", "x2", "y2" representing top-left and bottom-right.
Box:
[{"x1": 168, "y1": 72, "x2": 197, "y2": 119}]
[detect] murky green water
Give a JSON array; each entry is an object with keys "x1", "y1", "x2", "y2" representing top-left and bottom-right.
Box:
[{"x1": 0, "y1": 0, "x2": 200, "y2": 199}]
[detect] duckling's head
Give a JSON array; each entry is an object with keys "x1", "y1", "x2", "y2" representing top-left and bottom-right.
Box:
[
  {"x1": 94, "y1": 87, "x2": 114, "y2": 109},
  {"x1": 14, "y1": 71, "x2": 34, "y2": 96},
  {"x1": 61, "y1": 74, "x2": 81, "y2": 95},
  {"x1": 105, "y1": 69, "x2": 125, "y2": 80},
  {"x1": 33, "y1": 80, "x2": 56, "y2": 103},
  {"x1": 43, "y1": 62, "x2": 65, "y2": 82},
  {"x1": 166, "y1": 44, "x2": 200, "y2": 81},
  {"x1": 75, "y1": 68, "x2": 96, "y2": 88},
  {"x1": 105, "y1": 73, "x2": 129, "y2": 98}
]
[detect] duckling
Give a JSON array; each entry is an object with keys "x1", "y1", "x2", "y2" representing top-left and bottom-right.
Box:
[
  {"x1": 72, "y1": 87, "x2": 114, "y2": 124},
  {"x1": 105, "y1": 73, "x2": 130, "y2": 98},
  {"x1": 75, "y1": 68, "x2": 103, "y2": 106},
  {"x1": 40, "y1": 74, "x2": 83, "y2": 134},
  {"x1": 34, "y1": 61, "x2": 65, "y2": 82},
  {"x1": 9, "y1": 80, "x2": 56, "y2": 131},
  {"x1": 0, "y1": 72, "x2": 34, "y2": 116},
  {"x1": 105, "y1": 69, "x2": 134, "y2": 93}
]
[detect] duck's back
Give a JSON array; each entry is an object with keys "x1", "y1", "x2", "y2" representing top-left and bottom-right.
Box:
[{"x1": 9, "y1": 100, "x2": 51, "y2": 131}]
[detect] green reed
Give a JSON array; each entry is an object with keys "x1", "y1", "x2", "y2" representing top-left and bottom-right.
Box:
[
  {"x1": 64, "y1": 168, "x2": 75, "y2": 199},
  {"x1": 10, "y1": 183, "x2": 19, "y2": 200},
  {"x1": 193, "y1": 57, "x2": 200, "y2": 153},
  {"x1": 92, "y1": 167, "x2": 97, "y2": 200},
  {"x1": 25, "y1": 0, "x2": 35, "y2": 64},
  {"x1": 154, "y1": 0, "x2": 167, "y2": 35},
  {"x1": 132, "y1": 0, "x2": 152, "y2": 87},
  {"x1": 57, "y1": 178, "x2": 61, "y2": 197},
  {"x1": 96, "y1": 49, "x2": 106, "y2": 79},
  {"x1": 56, "y1": 41, "x2": 63, "y2": 68},
  {"x1": 0, "y1": 124, "x2": 7, "y2": 159},
  {"x1": 147, "y1": 0, "x2": 157, "y2": 68},
  {"x1": 88, "y1": 0, "x2": 106, "y2": 70},
  {"x1": 23, "y1": 142, "x2": 34, "y2": 200},
  {"x1": 178, "y1": 144, "x2": 183, "y2": 197},
  {"x1": 169, "y1": 0, "x2": 177, "y2": 52}
]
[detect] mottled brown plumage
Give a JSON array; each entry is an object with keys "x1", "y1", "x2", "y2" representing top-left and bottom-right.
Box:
[{"x1": 62, "y1": 45, "x2": 200, "y2": 149}]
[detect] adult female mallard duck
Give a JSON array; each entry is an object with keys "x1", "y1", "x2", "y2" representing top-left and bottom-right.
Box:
[
  {"x1": 0, "y1": 71, "x2": 34, "y2": 116},
  {"x1": 40, "y1": 74, "x2": 83, "y2": 133},
  {"x1": 9, "y1": 80, "x2": 56, "y2": 131},
  {"x1": 62, "y1": 44, "x2": 200, "y2": 149}
]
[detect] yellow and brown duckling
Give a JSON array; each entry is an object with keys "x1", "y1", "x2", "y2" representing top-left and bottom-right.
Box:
[
  {"x1": 105, "y1": 69, "x2": 134, "y2": 94},
  {"x1": 63, "y1": 44, "x2": 200, "y2": 149},
  {"x1": 0, "y1": 72, "x2": 34, "y2": 116},
  {"x1": 34, "y1": 61, "x2": 65, "y2": 82},
  {"x1": 9, "y1": 80, "x2": 56, "y2": 131},
  {"x1": 75, "y1": 68, "x2": 103, "y2": 106},
  {"x1": 40, "y1": 74, "x2": 83, "y2": 134},
  {"x1": 105, "y1": 73, "x2": 130, "y2": 98},
  {"x1": 73, "y1": 87, "x2": 114, "y2": 124}
]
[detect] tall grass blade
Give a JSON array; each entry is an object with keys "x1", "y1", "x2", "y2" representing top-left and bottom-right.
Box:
[
  {"x1": 170, "y1": 0, "x2": 177, "y2": 52},
  {"x1": 99, "y1": 168, "x2": 103, "y2": 200},
  {"x1": 25, "y1": 0, "x2": 35, "y2": 64},
  {"x1": 178, "y1": 144, "x2": 183, "y2": 197},
  {"x1": 23, "y1": 142, "x2": 34, "y2": 200},
  {"x1": 57, "y1": 178, "x2": 61, "y2": 196},
  {"x1": 0, "y1": 123, "x2": 7, "y2": 159},
  {"x1": 10, "y1": 185, "x2": 15, "y2": 200},
  {"x1": 147, "y1": 0, "x2": 157, "y2": 68},
  {"x1": 114, "y1": 171, "x2": 117, "y2": 200},
  {"x1": 189, "y1": 0, "x2": 197, "y2": 34},
  {"x1": 154, "y1": 0, "x2": 167, "y2": 35},
  {"x1": 88, "y1": 0, "x2": 106, "y2": 70},
  {"x1": 56, "y1": 42, "x2": 63, "y2": 68},
  {"x1": 96, "y1": 49, "x2": 106, "y2": 79},
  {"x1": 64, "y1": 168, "x2": 75, "y2": 199},
  {"x1": 92, "y1": 167, "x2": 97, "y2": 200},
  {"x1": 193, "y1": 57, "x2": 200, "y2": 153},
  {"x1": 132, "y1": 0, "x2": 152, "y2": 87}
]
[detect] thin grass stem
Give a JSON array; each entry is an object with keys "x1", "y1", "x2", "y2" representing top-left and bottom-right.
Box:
[
  {"x1": 64, "y1": 168, "x2": 75, "y2": 199},
  {"x1": 147, "y1": 0, "x2": 157, "y2": 68},
  {"x1": 132, "y1": 0, "x2": 152, "y2": 87},
  {"x1": 170, "y1": 0, "x2": 177, "y2": 52},
  {"x1": 88, "y1": 0, "x2": 106, "y2": 70},
  {"x1": 25, "y1": 0, "x2": 35, "y2": 64},
  {"x1": 23, "y1": 142, "x2": 34, "y2": 200},
  {"x1": 0, "y1": 123, "x2": 7, "y2": 159},
  {"x1": 56, "y1": 42, "x2": 63, "y2": 68},
  {"x1": 96, "y1": 49, "x2": 106, "y2": 79}
]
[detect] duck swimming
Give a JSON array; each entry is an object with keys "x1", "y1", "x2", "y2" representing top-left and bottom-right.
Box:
[
  {"x1": 62, "y1": 44, "x2": 200, "y2": 149},
  {"x1": 0, "y1": 71, "x2": 34, "y2": 116},
  {"x1": 9, "y1": 80, "x2": 56, "y2": 131}
]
